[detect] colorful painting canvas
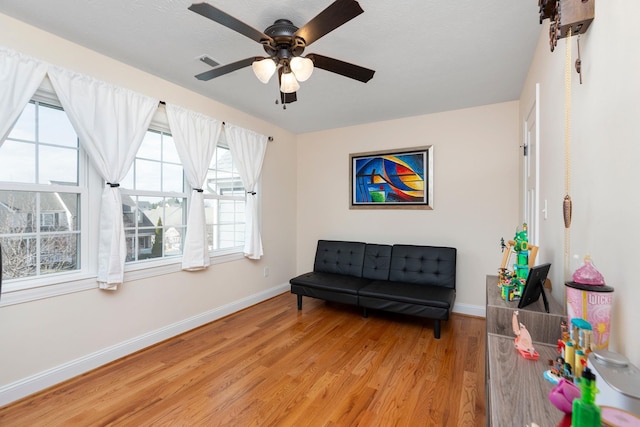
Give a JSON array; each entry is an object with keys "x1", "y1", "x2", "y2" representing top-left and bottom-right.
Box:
[{"x1": 350, "y1": 146, "x2": 433, "y2": 209}]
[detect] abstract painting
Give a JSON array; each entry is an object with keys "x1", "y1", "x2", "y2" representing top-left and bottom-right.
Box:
[{"x1": 350, "y1": 146, "x2": 433, "y2": 209}]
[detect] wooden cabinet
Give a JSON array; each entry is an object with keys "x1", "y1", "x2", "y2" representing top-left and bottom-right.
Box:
[
  {"x1": 485, "y1": 275, "x2": 566, "y2": 427},
  {"x1": 486, "y1": 275, "x2": 564, "y2": 345}
]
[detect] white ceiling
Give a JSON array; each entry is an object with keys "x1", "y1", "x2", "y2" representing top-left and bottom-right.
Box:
[{"x1": 0, "y1": 0, "x2": 542, "y2": 134}]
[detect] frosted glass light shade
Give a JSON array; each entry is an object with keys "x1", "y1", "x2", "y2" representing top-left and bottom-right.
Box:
[
  {"x1": 280, "y1": 72, "x2": 300, "y2": 93},
  {"x1": 290, "y1": 56, "x2": 314, "y2": 82},
  {"x1": 251, "y1": 58, "x2": 276, "y2": 83}
]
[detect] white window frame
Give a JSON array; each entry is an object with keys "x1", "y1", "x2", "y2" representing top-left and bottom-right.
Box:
[
  {"x1": 203, "y1": 137, "x2": 247, "y2": 257},
  {"x1": 0, "y1": 81, "x2": 98, "y2": 306}
]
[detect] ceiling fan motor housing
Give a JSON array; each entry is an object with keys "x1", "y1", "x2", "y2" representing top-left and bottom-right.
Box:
[{"x1": 263, "y1": 19, "x2": 305, "y2": 61}]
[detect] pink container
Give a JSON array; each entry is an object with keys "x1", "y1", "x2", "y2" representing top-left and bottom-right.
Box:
[{"x1": 565, "y1": 281, "x2": 614, "y2": 350}]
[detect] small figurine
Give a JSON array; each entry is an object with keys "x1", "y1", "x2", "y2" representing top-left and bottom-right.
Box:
[
  {"x1": 562, "y1": 362, "x2": 573, "y2": 379},
  {"x1": 544, "y1": 357, "x2": 564, "y2": 384},
  {"x1": 546, "y1": 319, "x2": 576, "y2": 384},
  {"x1": 560, "y1": 320, "x2": 569, "y2": 342},
  {"x1": 512, "y1": 310, "x2": 539, "y2": 360}
]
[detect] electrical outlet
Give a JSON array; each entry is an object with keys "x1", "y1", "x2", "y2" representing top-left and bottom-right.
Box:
[{"x1": 264, "y1": 267, "x2": 269, "y2": 278}]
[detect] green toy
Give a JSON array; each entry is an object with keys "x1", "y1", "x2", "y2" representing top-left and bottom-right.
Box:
[
  {"x1": 513, "y1": 223, "x2": 529, "y2": 281},
  {"x1": 571, "y1": 366, "x2": 601, "y2": 427}
]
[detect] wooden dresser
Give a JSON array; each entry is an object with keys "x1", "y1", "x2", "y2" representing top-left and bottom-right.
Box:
[{"x1": 485, "y1": 275, "x2": 567, "y2": 427}]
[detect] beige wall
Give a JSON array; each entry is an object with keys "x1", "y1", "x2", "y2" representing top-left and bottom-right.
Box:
[
  {"x1": 295, "y1": 102, "x2": 520, "y2": 313},
  {"x1": 3, "y1": 0, "x2": 638, "y2": 405},
  {"x1": 0, "y1": 13, "x2": 297, "y2": 403},
  {"x1": 520, "y1": 1, "x2": 640, "y2": 365}
]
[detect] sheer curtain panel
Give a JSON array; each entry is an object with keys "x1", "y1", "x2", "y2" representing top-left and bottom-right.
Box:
[
  {"x1": 224, "y1": 124, "x2": 268, "y2": 259},
  {"x1": 48, "y1": 67, "x2": 159, "y2": 289},
  {"x1": 166, "y1": 104, "x2": 223, "y2": 270},
  {"x1": 0, "y1": 47, "x2": 48, "y2": 144}
]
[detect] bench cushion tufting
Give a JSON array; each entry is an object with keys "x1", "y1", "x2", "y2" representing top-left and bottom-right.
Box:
[
  {"x1": 362, "y1": 243, "x2": 392, "y2": 280},
  {"x1": 388, "y1": 245, "x2": 456, "y2": 289},
  {"x1": 313, "y1": 240, "x2": 366, "y2": 278}
]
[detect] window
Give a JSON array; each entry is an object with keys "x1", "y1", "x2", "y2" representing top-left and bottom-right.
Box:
[
  {"x1": 0, "y1": 85, "x2": 253, "y2": 306},
  {"x1": 204, "y1": 140, "x2": 245, "y2": 253},
  {"x1": 0, "y1": 100, "x2": 82, "y2": 280},
  {"x1": 121, "y1": 129, "x2": 187, "y2": 262}
]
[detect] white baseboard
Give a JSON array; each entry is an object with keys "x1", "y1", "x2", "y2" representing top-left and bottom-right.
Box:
[
  {"x1": 0, "y1": 283, "x2": 290, "y2": 408},
  {"x1": 453, "y1": 302, "x2": 486, "y2": 318}
]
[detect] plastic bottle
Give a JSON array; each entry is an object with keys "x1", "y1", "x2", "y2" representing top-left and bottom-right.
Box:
[{"x1": 571, "y1": 366, "x2": 601, "y2": 427}]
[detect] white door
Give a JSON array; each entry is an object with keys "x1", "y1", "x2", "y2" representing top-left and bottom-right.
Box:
[{"x1": 523, "y1": 84, "x2": 540, "y2": 245}]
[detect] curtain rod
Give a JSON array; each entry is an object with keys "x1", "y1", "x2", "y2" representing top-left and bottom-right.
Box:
[
  {"x1": 158, "y1": 101, "x2": 273, "y2": 141},
  {"x1": 222, "y1": 121, "x2": 273, "y2": 141}
]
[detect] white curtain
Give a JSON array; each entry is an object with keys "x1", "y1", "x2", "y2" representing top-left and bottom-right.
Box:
[
  {"x1": 224, "y1": 124, "x2": 268, "y2": 259},
  {"x1": 0, "y1": 48, "x2": 48, "y2": 144},
  {"x1": 48, "y1": 67, "x2": 158, "y2": 289},
  {"x1": 166, "y1": 103, "x2": 223, "y2": 271}
]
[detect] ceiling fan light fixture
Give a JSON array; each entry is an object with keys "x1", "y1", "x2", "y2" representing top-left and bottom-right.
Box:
[
  {"x1": 251, "y1": 58, "x2": 277, "y2": 83},
  {"x1": 290, "y1": 56, "x2": 314, "y2": 82},
  {"x1": 280, "y1": 71, "x2": 300, "y2": 93}
]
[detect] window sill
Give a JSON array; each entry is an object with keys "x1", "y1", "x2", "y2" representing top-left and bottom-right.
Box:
[{"x1": 0, "y1": 250, "x2": 245, "y2": 307}]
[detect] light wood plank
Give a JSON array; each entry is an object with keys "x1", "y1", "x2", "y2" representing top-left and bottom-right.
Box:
[
  {"x1": 487, "y1": 333, "x2": 562, "y2": 427},
  {"x1": 0, "y1": 293, "x2": 486, "y2": 426}
]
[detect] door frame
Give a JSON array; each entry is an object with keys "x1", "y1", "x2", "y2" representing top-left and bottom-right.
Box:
[{"x1": 522, "y1": 83, "x2": 540, "y2": 246}]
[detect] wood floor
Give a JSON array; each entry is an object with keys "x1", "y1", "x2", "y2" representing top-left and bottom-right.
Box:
[{"x1": 0, "y1": 293, "x2": 486, "y2": 426}]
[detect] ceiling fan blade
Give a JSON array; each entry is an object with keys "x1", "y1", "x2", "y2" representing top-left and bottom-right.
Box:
[
  {"x1": 307, "y1": 54, "x2": 375, "y2": 83},
  {"x1": 189, "y1": 3, "x2": 273, "y2": 45},
  {"x1": 195, "y1": 57, "x2": 260, "y2": 81},
  {"x1": 294, "y1": 0, "x2": 364, "y2": 46}
]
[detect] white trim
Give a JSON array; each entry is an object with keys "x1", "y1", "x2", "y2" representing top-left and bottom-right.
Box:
[
  {"x1": 0, "y1": 251, "x2": 245, "y2": 307},
  {"x1": 453, "y1": 302, "x2": 485, "y2": 318},
  {"x1": 0, "y1": 283, "x2": 291, "y2": 407},
  {"x1": 0, "y1": 277, "x2": 97, "y2": 306}
]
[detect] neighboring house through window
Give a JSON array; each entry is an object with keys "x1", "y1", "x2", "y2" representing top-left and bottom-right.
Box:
[{"x1": 0, "y1": 100, "x2": 82, "y2": 281}]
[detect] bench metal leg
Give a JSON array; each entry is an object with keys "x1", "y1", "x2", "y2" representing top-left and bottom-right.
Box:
[
  {"x1": 434, "y1": 320, "x2": 441, "y2": 339},
  {"x1": 297, "y1": 294, "x2": 302, "y2": 310},
  {"x1": 362, "y1": 307, "x2": 368, "y2": 318}
]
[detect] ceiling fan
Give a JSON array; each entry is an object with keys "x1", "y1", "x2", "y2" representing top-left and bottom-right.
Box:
[{"x1": 188, "y1": 0, "x2": 375, "y2": 106}]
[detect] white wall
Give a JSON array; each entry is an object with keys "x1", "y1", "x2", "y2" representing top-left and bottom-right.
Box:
[
  {"x1": 520, "y1": 1, "x2": 640, "y2": 366},
  {"x1": 296, "y1": 102, "x2": 520, "y2": 314},
  {"x1": 0, "y1": 13, "x2": 297, "y2": 405}
]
